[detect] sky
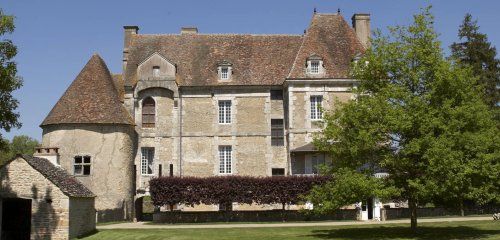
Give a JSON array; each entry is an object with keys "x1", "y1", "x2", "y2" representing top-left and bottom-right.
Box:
[{"x1": 1, "y1": 0, "x2": 500, "y2": 141}]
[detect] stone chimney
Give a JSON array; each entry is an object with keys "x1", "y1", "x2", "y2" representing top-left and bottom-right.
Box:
[
  {"x1": 351, "y1": 13, "x2": 371, "y2": 49},
  {"x1": 34, "y1": 147, "x2": 60, "y2": 166},
  {"x1": 123, "y1": 26, "x2": 139, "y2": 73},
  {"x1": 181, "y1": 27, "x2": 198, "y2": 34}
]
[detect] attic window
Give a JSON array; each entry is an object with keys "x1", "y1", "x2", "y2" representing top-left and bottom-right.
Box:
[
  {"x1": 310, "y1": 61, "x2": 320, "y2": 74},
  {"x1": 218, "y1": 61, "x2": 232, "y2": 81},
  {"x1": 221, "y1": 67, "x2": 229, "y2": 80},
  {"x1": 153, "y1": 66, "x2": 160, "y2": 77},
  {"x1": 306, "y1": 55, "x2": 324, "y2": 75}
]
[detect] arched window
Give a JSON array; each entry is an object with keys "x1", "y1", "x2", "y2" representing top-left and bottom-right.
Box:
[{"x1": 142, "y1": 97, "x2": 155, "y2": 128}]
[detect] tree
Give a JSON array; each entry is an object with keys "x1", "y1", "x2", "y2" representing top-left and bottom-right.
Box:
[
  {"x1": 312, "y1": 7, "x2": 499, "y2": 231},
  {"x1": 451, "y1": 14, "x2": 500, "y2": 108},
  {"x1": 0, "y1": 9, "x2": 22, "y2": 151},
  {"x1": 0, "y1": 135, "x2": 40, "y2": 165}
]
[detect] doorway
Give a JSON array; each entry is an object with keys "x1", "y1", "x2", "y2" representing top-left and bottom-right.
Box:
[{"x1": 1, "y1": 198, "x2": 32, "y2": 240}]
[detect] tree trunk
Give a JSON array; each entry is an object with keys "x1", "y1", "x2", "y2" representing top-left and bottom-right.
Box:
[
  {"x1": 409, "y1": 199, "x2": 418, "y2": 232},
  {"x1": 460, "y1": 201, "x2": 465, "y2": 217}
]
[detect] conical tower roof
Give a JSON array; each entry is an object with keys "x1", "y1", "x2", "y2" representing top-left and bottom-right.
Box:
[{"x1": 41, "y1": 54, "x2": 134, "y2": 126}]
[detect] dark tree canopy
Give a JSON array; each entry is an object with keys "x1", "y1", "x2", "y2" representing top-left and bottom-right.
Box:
[
  {"x1": 451, "y1": 13, "x2": 500, "y2": 108},
  {"x1": 0, "y1": 135, "x2": 39, "y2": 165},
  {"x1": 0, "y1": 9, "x2": 22, "y2": 150}
]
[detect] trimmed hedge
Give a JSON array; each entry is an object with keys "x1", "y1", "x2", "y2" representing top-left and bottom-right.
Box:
[{"x1": 150, "y1": 175, "x2": 330, "y2": 209}]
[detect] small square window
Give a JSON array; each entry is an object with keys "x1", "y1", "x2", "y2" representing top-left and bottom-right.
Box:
[
  {"x1": 153, "y1": 66, "x2": 160, "y2": 77},
  {"x1": 74, "y1": 155, "x2": 91, "y2": 176},
  {"x1": 270, "y1": 90, "x2": 283, "y2": 100},
  {"x1": 272, "y1": 168, "x2": 285, "y2": 176},
  {"x1": 310, "y1": 61, "x2": 320, "y2": 74}
]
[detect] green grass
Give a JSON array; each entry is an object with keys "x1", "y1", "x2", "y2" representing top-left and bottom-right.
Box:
[{"x1": 79, "y1": 220, "x2": 500, "y2": 240}]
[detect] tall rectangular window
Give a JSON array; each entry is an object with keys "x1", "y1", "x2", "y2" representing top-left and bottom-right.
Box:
[
  {"x1": 219, "y1": 146, "x2": 232, "y2": 174},
  {"x1": 74, "y1": 155, "x2": 91, "y2": 176},
  {"x1": 218, "y1": 100, "x2": 232, "y2": 124},
  {"x1": 310, "y1": 61, "x2": 320, "y2": 74},
  {"x1": 310, "y1": 95, "x2": 323, "y2": 120},
  {"x1": 141, "y1": 148, "x2": 154, "y2": 175},
  {"x1": 220, "y1": 67, "x2": 229, "y2": 80},
  {"x1": 271, "y1": 119, "x2": 284, "y2": 146}
]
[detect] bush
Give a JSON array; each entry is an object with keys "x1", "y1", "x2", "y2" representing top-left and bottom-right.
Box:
[{"x1": 150, "y1": 175, "x2": 330, "y2": 209}]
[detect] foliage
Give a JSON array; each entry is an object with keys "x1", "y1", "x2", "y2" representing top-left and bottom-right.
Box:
[
  {"x1": 313, "y1": 6, "x2": 499, "y2": 231},
  {"x1": 0, "y1": 135, "x2": 39, "y2": 165},
  {"x1": 149, "y1": 175, "x2": 330, "y2": 209},
  {"x1": 308, "y1": 168, "x2": 398, "y2": 214},
  {"x1": 451, "y1": 13, "x2": 500, "y2": 108},
  {"x1": 0, "y1": 9, "x2": 22, "y2": 151}
]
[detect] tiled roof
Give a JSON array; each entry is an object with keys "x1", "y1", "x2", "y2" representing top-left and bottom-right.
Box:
[
  {"x1": 41, "y1": 54, "x2": 134, "y2": 126},
  {"x1": 125, "y1": 34, "x2": 303, "y2": 87},
  {"x1": 11, "y1": 155, "x2": 95, "y2": 198},
  {"x1": 112, "y1": 74, "x2": 125, "y2": 102},
  {"x1": 287, "y1": 14, "x2": 365, "y2": 79},
  {"x1": 124, "y1": 14, "x2": 364, "y2": 87}
]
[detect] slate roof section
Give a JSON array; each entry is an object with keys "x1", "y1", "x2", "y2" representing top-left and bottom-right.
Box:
[
  {"x1": 10, "y1": 155, "x2": 95, "y2": 198},
  {"x1": 287, "y1": 14, "x2": 365, "y2": 79},
  {"x1": 41, "y1": 54, "x2": 134, "y2": 126},
  {"x1": 125, "y1": 34, "x2": 303, "y2": 87}
]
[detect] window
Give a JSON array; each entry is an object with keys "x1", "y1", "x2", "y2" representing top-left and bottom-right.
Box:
[
  {"x1": 152, "y1": 66, "x2": 160, "y2": 77},
  {"x1": 218, "y1": 100, "x2": 231, "y2": 124},
  {"x1": 271, "y1": 119, "x2": 284, "y2": 146},
  {"x1": 310, "y1": 95, "x2": 323, "y2": 120},
  {"x1": 74, "y1": 155, "x2": 91, "y2": 176},
  {"x1": 272, "y1": 168, "x2": 285, "y2": 176},
  {"x1": 220, "y1": 67, "x2": 229, "y2": 80},
  {"x1": 270, "y1": 90, "x2": 283, "y2": 100},
  {"x1": 141, "y1": 148, "x2": 154, "y2": 175},
  {"x1": 142, "y1": 97, "x2": 155, "y2": 128},
  {"x1": 219, "y1": 146, "x2": 232, "y2": 174},
  {"x1": 310, "y1": 61, "x2": 320, "y2": 74}
]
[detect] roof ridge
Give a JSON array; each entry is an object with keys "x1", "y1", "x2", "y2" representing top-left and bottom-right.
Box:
[{"x1": 136, "y1": 33, "x2": 303, "y2": 37}]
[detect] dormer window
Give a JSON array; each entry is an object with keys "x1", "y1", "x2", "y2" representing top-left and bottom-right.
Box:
[
  {"x1": 152, "y1": 66, "x2": 160, "y2": 77},
  {"x1": 221, "y1": 67, "x2": 229, "y2": 80},
  {"x1": 218, "y1": 61, "x2": 232, "y2": 81},
  {"x1": 306, "y1": 55, "x2": 324, "y2": 75},
  {"x1": 310, "y1": 61, "x2": 320, "y2": 74}
]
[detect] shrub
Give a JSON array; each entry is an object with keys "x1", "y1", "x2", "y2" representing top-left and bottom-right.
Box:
[{"x1": 150, "y1": 175, "x2": 330, "y2": 209}]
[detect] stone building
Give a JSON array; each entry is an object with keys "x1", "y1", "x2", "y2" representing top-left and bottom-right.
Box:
[
  {"x1": 37, "y1": 12, "x2": 371, "y2": 219},
  {"x1": 0, "y1": 154, "x2": 95, "y2": 239}
]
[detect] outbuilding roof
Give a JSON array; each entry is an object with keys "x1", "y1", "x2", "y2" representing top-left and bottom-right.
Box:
[
  {"x1": 40, "y1": 54, "x2": 134, "y2": 126},
  {"x1": 2, "y1": 155, "x2": 95, "y2": 198}
]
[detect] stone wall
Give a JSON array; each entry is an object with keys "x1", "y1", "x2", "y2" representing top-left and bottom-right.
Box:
[
  {"x1": 69, "y1": 198, "x2": 96, "y2": 239},
  {"x1": 0, "y1": 158, "x2": 70, "y2": 239},
  {"x1": 41, "y1": 124, "x2": 135, "y2": 222}
]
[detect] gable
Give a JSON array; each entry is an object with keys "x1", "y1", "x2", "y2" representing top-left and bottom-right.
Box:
[{"x1": 137, "y1": 52, "x2": 176, "y2": 80}]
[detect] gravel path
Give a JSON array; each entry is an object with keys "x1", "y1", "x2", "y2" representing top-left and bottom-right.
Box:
[{"x1": 98, "y1": 216, "x2": 492, "y2": 229}]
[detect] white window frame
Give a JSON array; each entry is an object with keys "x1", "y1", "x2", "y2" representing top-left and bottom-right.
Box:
[
  {"x1": 218, "y1": 100, "x2": 232, "y2": 124},
  {"x1": 219, "y1": 146, "x2": 232, "y2": 174},
  {"x1": 310, "y1": 61, "x2": 320, "y2": 74},
  {"x1": 73, "y1": 155, "x2": 91, "y2": 176},
  {"x1": 310, "y1": 95, "x2": 323, "y2": 120},
  {"x1": 141, "y1": 147, "x2": 155, "y2": 175},
  {"x1": 220, "y1": 67, "x2": 229, "y2": 80}
]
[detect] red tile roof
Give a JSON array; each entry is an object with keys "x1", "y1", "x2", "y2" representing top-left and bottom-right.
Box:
[{"x1": 41, "y1": 54, "x2": 134, "y2": 126}]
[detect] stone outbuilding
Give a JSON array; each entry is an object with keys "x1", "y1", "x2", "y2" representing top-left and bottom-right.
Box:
[{"x1": 0, "y1": 154, "x2": 96, "y2": 240}]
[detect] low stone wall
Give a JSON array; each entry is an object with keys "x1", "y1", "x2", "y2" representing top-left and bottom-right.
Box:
[
  {"x1": 153, "y1": 209, "x2": 358, "y2": 223},
  {"x1": 382, "y1": 206, "x2": 500, "y2": 220}
]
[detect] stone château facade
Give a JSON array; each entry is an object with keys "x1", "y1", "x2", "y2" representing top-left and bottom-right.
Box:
[{"x1": 38, "y1": 12, "x2": 370, "y2": 221}]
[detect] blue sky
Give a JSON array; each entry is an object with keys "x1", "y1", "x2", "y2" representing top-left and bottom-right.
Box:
[{"x1": 2, "y1": 0, "x2": 500, "y2": 141}]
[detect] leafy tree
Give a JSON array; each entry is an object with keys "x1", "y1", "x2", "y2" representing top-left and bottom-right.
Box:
[
  {"x1": 451, "y1": 14, "x2": 500, "y2": 108},
  {"x1": 0, "y1": 9, "x2": 22, "y2": 151},
  {"x1": 312, "y1": 7, "x2": 499, "y2": 231},
  {"x1": 0, "y1": 135, "x2": 39, "y2": 165}
]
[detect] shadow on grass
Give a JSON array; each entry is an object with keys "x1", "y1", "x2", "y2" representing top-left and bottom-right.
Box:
[{"x1": 309, "y1": 226, "x2": 500, "y2": 240}]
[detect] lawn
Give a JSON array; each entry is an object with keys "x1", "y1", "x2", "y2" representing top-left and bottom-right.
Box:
[{"x1": 79, "y1": 220, "x2": 500, "y2": 240}]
